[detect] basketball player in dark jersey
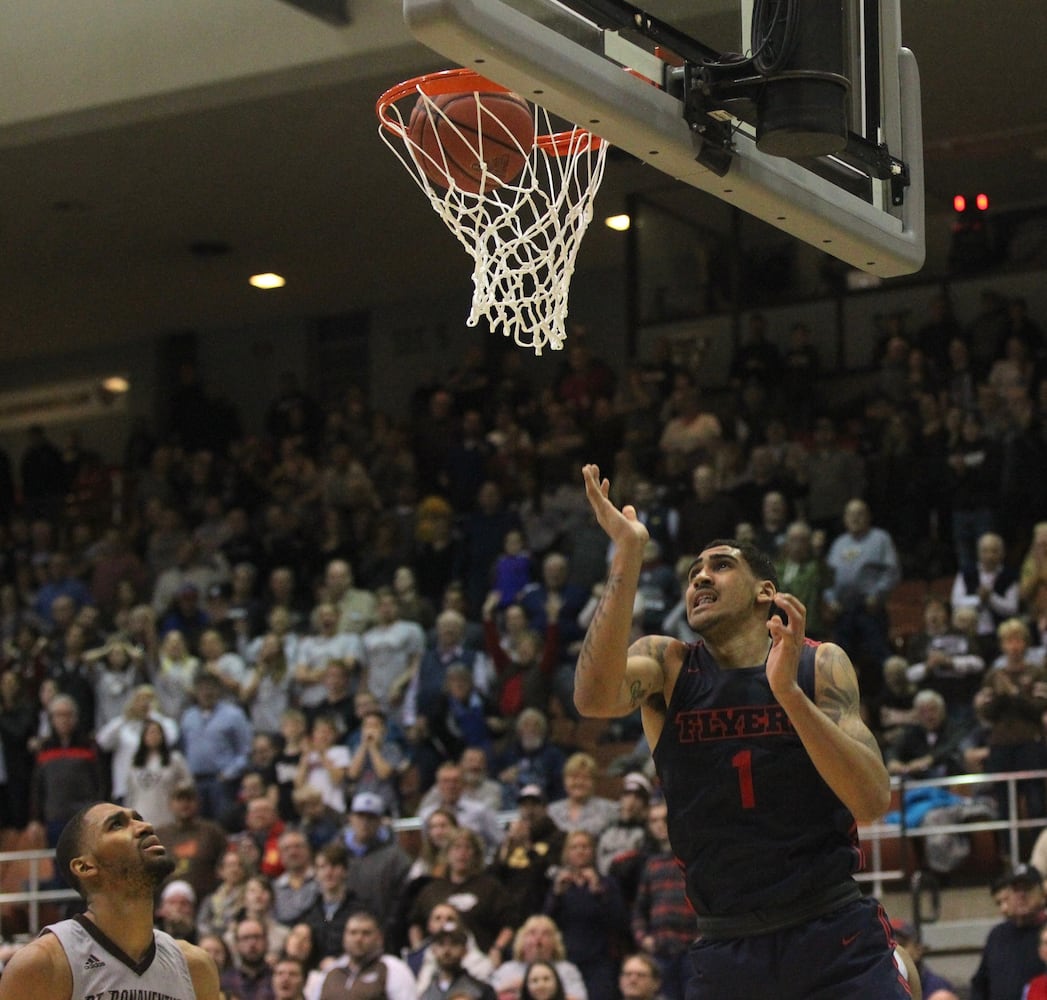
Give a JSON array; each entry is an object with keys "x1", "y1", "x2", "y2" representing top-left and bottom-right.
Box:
[
  {"x1": 574, "y1": 464, "x2": 919, "y2": 1000},
  {"x1": 0, "y1": 802, "x2": 219, "y2": 1000}
]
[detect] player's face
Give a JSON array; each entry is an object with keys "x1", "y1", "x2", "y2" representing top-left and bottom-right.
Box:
[
  {"x1": 81, "y1": 804, "x2": 175, "y2": 892},
  {"x1": 685, "y1": 546, "x2": 768, "y2": 632}
]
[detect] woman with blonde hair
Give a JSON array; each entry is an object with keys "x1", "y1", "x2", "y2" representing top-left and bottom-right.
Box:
[
  {"x1": 490, "y1": 915, "x2": 588, "y2": 1000},
  {"x1": 1020, "y1": 522, "x2": 1047, "y2": 604},
  {"x1": 980, "y1": 616, "x2": 1047, "y2": 827},
  {"x1": 547, "y1": 752, "x2": 616, "y2": 836}
]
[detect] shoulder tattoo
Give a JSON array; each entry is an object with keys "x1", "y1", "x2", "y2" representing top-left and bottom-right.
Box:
[
  {"x1": 815, "y1": 644, "x2": 860, "y2": 724},
  {"x1": 627, "y1": 636, "x2": 673, "y2": 709},
  {"x1": 631, "y1": 635, "x2": 671, "y2": 666}
]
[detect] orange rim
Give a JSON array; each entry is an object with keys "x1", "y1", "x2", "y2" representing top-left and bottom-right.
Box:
[{"x1": 376, "y1": 67, "x2": 604, "y2": 156}]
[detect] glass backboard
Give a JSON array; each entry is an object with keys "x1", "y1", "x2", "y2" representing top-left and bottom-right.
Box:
[{"x1": 403, "y1": 0, "x2": 924, "y2": 276}]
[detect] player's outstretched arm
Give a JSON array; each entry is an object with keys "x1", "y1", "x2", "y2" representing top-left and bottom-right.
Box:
[
  {"x1": 767, "y1": 593, "x2": 890, "y2": 822},
  {"x1": 574, "y1": 464, "x2": 666, "y2": 718}
]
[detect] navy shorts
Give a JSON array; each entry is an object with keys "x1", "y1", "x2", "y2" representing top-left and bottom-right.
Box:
[{"x1": 685, "y1": 897, "x2": 912, "y2": 1000}]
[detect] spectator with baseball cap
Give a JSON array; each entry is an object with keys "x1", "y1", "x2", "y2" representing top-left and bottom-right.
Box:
[
  {"x1": 344, "y1": 790, "x2": 412, "y2": 938},
  {"x1": 155, "y1": 781, "x2": 229, "y2": 900},
  {"x1": 493, "y1": 784, "x2": 565, "y2": 926},
  {"x1": 970, "y1": 863, "x2": 1046, "y2": 1000},
  {"x1": 419, "y1": 916, "x2": 497, "y2": 1000},
  {"x1": 596, "y1": 774, "x2": 652, "y2": 870}
]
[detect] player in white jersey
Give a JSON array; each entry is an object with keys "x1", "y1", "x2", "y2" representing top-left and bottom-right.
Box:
[{"x1": 0, "y1": 801, "x2": 219, "y2": 1000}]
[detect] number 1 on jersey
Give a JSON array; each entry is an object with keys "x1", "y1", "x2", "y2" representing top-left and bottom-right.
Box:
[{"x1": 732, "y1": 749, "x2": 756, "y2": 809}]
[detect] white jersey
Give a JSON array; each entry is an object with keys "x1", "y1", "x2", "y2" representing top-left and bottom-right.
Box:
[{"x1": 45, "y1": 915, "x2": 195, "y2": 1000}]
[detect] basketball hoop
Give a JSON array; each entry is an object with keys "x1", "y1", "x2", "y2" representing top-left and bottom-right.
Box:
[{"x1": 377, "y1": 68, "x2": 609, "y2": 356}]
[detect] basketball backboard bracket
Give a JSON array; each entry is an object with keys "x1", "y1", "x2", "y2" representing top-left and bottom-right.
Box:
[{"x1": 403, "y1": 0, "x2": 924, "y2": 277}]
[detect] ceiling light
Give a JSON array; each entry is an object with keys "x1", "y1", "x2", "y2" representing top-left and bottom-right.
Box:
[
  {"x1": 249, "y1": 272, "x2": 286, "y2": 289},
  {"x1": 101, "y1": 376, "x2": 130, "y2": 394},
  {"x1": 605, "y1": 214, "x2": 631, "y2": 231}
]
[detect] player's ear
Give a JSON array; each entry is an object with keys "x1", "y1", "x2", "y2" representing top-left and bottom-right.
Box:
[
  {"x1": 72, "y1": 854, "x2": 98, "y2": 882},
  {"x1": 755, "y1": 579, "x2": 777, "y2": 608}
]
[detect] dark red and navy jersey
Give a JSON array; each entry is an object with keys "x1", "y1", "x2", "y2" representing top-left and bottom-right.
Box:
[{"x1": 651, "y1": 639, "x2": 862, "y2": 918}]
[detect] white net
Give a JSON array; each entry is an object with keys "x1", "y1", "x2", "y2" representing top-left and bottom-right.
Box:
[{"x1": 378, "y1": 74, "x2": 609, "y2": 356}]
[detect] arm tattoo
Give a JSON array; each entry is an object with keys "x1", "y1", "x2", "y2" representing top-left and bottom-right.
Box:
[
  {"x1": 627, "y1": 637, "x2": 671, "y2": 708},
  {"x1": 577, "y1": 573, "x2": 625, "y2": 678},
  {"x1": 628, "y1": 679, "x2": 644, "y2": 709},
  {"x1": 816, "y1": 646, "x2": 859, "y2": 725},
  {"x1": 817, "y1": 645, "x2": 881, "y2": 755},
  {"x1": 631, "y1": 636, "x2": 670, "y2": 669}
]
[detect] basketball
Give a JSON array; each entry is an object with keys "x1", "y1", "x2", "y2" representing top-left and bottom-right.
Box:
[{"x1": 408, "y1": 91, "x2": 533, "y2": 194}]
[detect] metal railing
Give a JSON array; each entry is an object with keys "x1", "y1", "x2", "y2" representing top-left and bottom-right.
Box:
[
  {"x1": 0, "y1": 809, "x2": 520, "y2": 940},
  {"x1": 857, "y1": 768, "x2": 1047, "y2": 951},
  {"x1": 0, "y1": 848, "x2": 79, "y2": 940},
  {"x1": 0, "y1": 778, "x2": 1041, "y2": 947}
]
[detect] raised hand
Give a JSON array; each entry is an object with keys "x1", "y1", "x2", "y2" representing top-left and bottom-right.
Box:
[
  {"x1": 765, "y1": 592, "x2": 807, "y2": 700},
  {"x1": 581, "y1": 463, "x2": 649, "y2": 550}
]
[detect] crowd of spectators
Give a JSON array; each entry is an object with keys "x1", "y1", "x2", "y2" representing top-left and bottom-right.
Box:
[{"x1": 1, "y1": 287, "x2": 1047, "y2": 998}]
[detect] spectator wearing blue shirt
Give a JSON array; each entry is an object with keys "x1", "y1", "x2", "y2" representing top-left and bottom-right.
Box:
[{"x1": 179, "y1": 670, "x2": 252, "y2": 821}]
